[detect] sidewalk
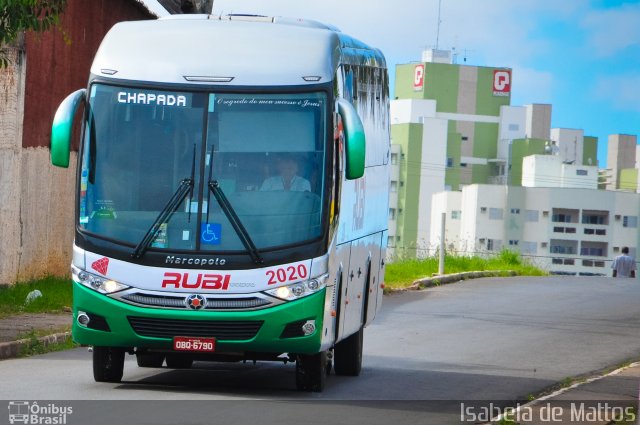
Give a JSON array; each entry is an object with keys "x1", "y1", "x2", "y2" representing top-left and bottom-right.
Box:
[
  {"x1": 492, "y1": 364, "x2": 640, "y2": 424},
  {"x1": 0, "y1": 312, "x2": 72, "y2": 359}
]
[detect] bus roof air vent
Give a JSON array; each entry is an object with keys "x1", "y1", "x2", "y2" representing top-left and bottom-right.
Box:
[{"x1": 183, "y1": 76, "x2": 234, "y2": 83}]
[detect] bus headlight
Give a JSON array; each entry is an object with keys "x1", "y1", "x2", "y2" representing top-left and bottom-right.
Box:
[
  {"x1": 72, "y1": 265, "x2": 129, "y2": 294},
  {"x1": 266, "y1": 274, "x2": 328, "y2": 301}
]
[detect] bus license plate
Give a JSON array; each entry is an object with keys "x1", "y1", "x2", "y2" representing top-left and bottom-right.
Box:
[{"x1": 173, "y1": 336, "x2": 216, "y2": 352}]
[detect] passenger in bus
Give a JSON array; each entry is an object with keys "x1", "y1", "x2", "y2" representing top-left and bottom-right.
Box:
[{"x1": 260, "y1": 155, "x2": 311, "y2": 192}]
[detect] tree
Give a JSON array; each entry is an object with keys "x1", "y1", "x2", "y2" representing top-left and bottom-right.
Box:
[{"x1": 0, "y1": 0, "x2": 68, "y2": 67}]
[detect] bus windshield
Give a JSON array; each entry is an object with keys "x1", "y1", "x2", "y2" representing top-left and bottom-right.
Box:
[{"x1": 79, "y1": 84, "x2": 327, "y2": 253}]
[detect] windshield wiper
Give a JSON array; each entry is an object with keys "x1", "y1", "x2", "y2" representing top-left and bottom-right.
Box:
[
  {"x1": 131, "y1": 146, "x2": 196, "y2": 259},
  {"x1": 131, "y1": 178, "x2": 193, "y2": 259},
  {"x1": 206, "y1": 155, "x2": 263, "y2": 264},
  {"x1": 208, "y1": 180, "x2": 263, "y2": 264}
]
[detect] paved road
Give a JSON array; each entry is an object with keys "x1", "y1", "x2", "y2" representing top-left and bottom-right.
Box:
[{"x1": 1, "y1": 276, "x2": 639, "y2": 423}]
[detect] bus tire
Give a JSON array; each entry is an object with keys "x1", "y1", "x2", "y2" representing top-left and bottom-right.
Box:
[
  {"x1": 165, "y1": 355, "x2": 193, "y2": 369},
  {"x1": 93, "y1": 346, "x2": 125, "y2": 383},
  {"x1": 295, "y1": 351, "x2": 327, "y2": 392},
  {"x1": 136, "y1": 352, "x2": 165, "y2": 368},
  {"x1": 333, "y1": 327, "x2": 363, "y2": 376}
]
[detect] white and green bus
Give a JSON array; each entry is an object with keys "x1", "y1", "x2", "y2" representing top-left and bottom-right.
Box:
[{"x1": 51, "y1": 14, "x2": 390, "y2": 392}]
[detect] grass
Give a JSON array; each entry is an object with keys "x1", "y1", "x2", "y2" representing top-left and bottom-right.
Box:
[
  {"x1": 18, "y1": 330, "x2": 77, "y2": 357},
  {"x1": 0, "y1": 276, "x2": 72, "y2": 318},
  {"x1": 385, "y1": 249, "x2": 547, "y2": 290}
]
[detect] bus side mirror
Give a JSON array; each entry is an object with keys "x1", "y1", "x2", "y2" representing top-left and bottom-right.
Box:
[
  {"x1": 337, "y1": 98, "x2": 365, "y2": 180},
  {"x1": 51, "y1": 88, "x2": 86, "y2": 168}
]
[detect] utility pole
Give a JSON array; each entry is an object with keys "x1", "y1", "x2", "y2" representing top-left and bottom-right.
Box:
[{"x1": 438, "y1": 212, "x2": 446, "y2": 275}]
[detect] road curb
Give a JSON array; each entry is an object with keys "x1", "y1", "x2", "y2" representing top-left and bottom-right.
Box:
[
  {"x1": 0, "y1": 332, "x2": 71, "y2": 360},
  {"x1": 390, "y1": 270, "x2": 518, "y2": 293}
]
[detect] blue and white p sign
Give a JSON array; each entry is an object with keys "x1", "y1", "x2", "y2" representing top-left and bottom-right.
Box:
[{"x1": 201, "y1": 223, "x2": 221, "y2": 245}]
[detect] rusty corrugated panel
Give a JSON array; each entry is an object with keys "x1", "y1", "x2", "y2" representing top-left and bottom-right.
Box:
[{"x1": 21, "y1": 0, "x2": 154, "y2": 150}]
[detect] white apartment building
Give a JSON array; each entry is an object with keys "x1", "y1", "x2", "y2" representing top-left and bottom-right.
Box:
[
  {"x1": 522, "y1": 155, "x2": 598, "y2": 189},
  {"x1": 430, "y1": 184, "x2": 640, "y2": 276}
]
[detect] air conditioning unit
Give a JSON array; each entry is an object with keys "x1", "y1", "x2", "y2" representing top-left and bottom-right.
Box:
[
  {"x1": 541, "y1": 242, "x2": 548, "y2": 248},
  {"x1": 479, "y1": 238, "x2": 486, "y2": 243},
  {"x1": 613, "y1": 246, "x2": 620, "y2": 252},
  {"x1": 480, "y1": 207, "x2": 487, "y2": 213},
  {"x1": 542, "y1": 211, "x2": 549, "y2": 217},
  {"x1": 615, "y1": 215, "x2": 621, "y2": 220}
]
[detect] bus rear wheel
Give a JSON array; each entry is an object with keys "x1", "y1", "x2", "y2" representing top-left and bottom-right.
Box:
[
  {"x1": 295, "y1": 351, "x2": 327, "y2": 392},
  {"x1": 333, "y1": 327, "x2": 363, "y2": 376},
  {"x1": 93, "y1": 346, "x2": 125, "y2": 383}
]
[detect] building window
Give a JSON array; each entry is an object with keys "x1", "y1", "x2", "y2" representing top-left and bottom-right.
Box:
[
  {"x1": 580, "y1": 247, "x2": 604, "y2": 256},
  {"x1": 461, "y1": 136, "x2": 468, "y2": 141},
  {"x1": 525, "y1": 210, "x2": 539, "y2": 222},
  {"x1": 390, "y1": 181, "x2": 398, "y2": 192},
  {"x1": 389, "y1": 208, "x2": 396, "y2": 220},
  {"x1": 550, "y1": 245, "x2": 574, "y2": 254},
  {"x1": 487, "y1": 239, "x2": 502, "y2": 251},
  {"x1": 552, "y1": 214, "x2": 572, "y2": 223},
  {"x1": 460, "y1": 163, "x2": 468, "y2": 168},
  {"x1": 446, "y1": 157, "x2": 454, "y2": 168},
  {"x1": 391, "y1": 153, "x2": 398, "y2": 165},
  {"x1": 623, "y1": 216, "x2": 638, "y2": 228},
  {"x1": 510, "y1": 208, "x2": 520, "y2": 214},
  {"x1": 582, "y1": 215, "x2": 606, "y2": 225},
  {"x1": 509, "y1": 240, "x2": 519, "y2": 246},
  {"x1": 451, "y1": 210, "x2": 461, "y2": 220},
  {"x1": 576, "y1": 169, "x2": 588, "y2": 176},
  {"x1": 489, "y1": 208, "x2": 503, "y2": 220}
]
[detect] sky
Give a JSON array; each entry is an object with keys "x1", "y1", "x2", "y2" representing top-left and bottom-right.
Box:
[{"x1": 209, "y1": 0, "x2": 639, "y2": 167}]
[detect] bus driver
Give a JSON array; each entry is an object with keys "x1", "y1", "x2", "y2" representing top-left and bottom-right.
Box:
[{"x1": 260, "y1": 155, "x2": 311, "y2": 192}]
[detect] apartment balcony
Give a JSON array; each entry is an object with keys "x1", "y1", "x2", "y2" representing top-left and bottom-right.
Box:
[{"x1": 488, "y1": 175, "x2": 507, "y2": 185}]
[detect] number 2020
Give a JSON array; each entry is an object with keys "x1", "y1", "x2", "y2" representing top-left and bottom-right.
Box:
[{"x1": 266, "y1": 264, "x2": 308, "y2": 285}]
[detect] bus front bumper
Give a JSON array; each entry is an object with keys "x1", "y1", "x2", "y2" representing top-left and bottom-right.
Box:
[{"x1": 72, "y1": 281, "x2": 324, "y2": 354}]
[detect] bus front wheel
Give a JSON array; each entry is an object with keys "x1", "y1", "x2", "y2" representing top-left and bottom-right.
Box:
[
  {"x1": 295, "y1": 351, "x2": 327, "y2": 392},
  {"x1": 333, "y1": 327, "x2": 363, "y2": 376},
  {"x1": 93, "y1": 346, "x2": 125, "y2": 383}
]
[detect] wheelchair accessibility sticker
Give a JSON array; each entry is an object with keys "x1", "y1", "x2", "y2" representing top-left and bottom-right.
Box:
[{"x1": 201, "y1": 223, "x2": 221, "y2": 245}]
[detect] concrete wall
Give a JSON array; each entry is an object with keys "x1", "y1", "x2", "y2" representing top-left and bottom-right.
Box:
[
  {"x1": 525, "y1": 104, "x2": 551, "y2": 140},
  {"x1": 0, "y1": 0, "x2": 153, "y2": 285},
  {"x1": 0, "y1": 44, "x2": 26, "y2": 285},
  {"x1": 1, "y1": 47, "x2": 77, "y2": 285},
  {"x1": 550, "y1": 128, "x2": 584, "y2": 166}
]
